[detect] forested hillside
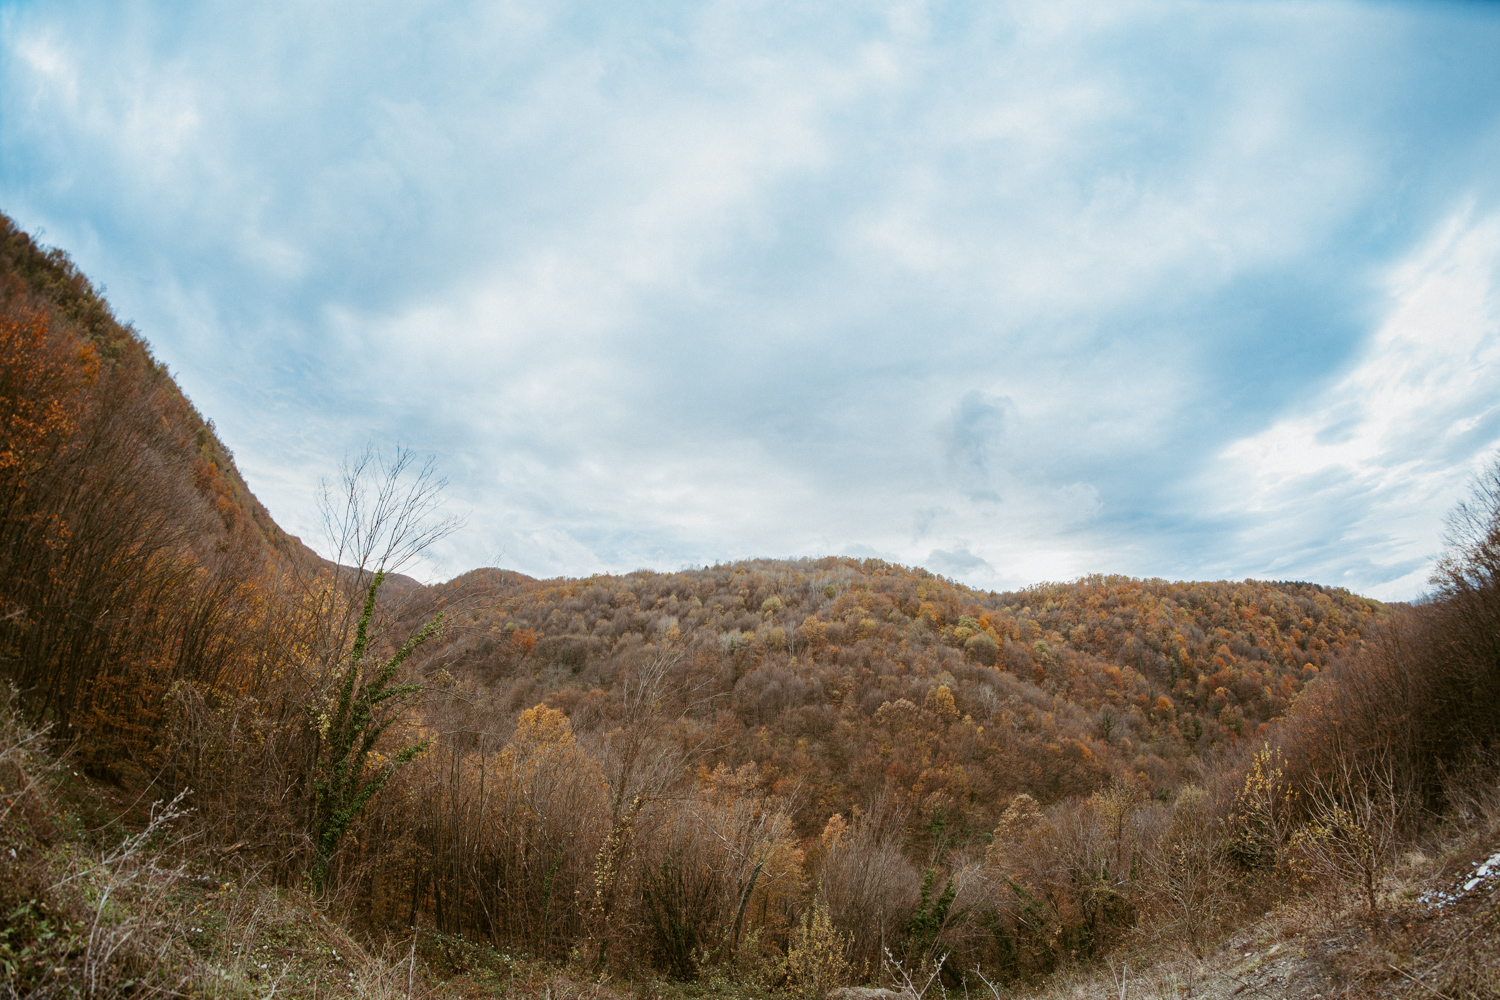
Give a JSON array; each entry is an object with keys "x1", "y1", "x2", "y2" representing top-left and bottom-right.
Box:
[
  {"x1": 412, "y1": 564, "x2": 1387, "y2": 841},
  {"x1": 2, "y1": 216, "x2": 1496, "y2": 999},
  {"x1": 0, "y1": 214, "x2": 303, "y2": 561},
  {"x1": 0, "y1": 213, "x2": 320, "y2": 776}
]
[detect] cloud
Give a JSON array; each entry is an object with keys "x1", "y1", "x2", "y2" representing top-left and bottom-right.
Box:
[
  {"x1": 4, "y1": 0, "x2": 1500, "y2": 596},
  {"x1": 927, "y1": 545, "x2": 996, "y2": 579},
  {"x1": 944, "y1": 390, "x2": 1014, "y2": 500},
  {"x1": 1196, "y1": 206, "x2": 1500, "y2": 600}
]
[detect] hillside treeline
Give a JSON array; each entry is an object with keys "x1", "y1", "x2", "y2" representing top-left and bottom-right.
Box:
[
  {"x1": 416, "y1": 563, "x2": 1384, "y2": 837},
  {"x1": 342, "y1": 558, "x2": 1394, "y2": 979},
  {"x1": 3, "y1": 215, "x2": 1497, "y2": 994},
  {"x1": 0, "y1": 213, "x2": 310, "y2": 777}
]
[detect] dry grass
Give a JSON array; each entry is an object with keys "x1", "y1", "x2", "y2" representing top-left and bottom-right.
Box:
[{"x1": 976, "y1": 774, "x2": 1500, "y2": 1000}]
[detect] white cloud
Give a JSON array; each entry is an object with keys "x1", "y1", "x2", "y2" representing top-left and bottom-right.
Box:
[
  {"x1": 1200, "y1": 207, "x2": 1500, "y2": 600},
  {"x1": 5, "y1": 1, "x2": 1500, "y2": 596}
]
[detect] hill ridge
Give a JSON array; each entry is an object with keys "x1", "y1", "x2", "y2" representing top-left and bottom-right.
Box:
[{"x1": 0, "y1": 211, "x2": 314, "y2": 565}]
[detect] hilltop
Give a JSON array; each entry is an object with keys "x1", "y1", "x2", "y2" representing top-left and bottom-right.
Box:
[{"x1": 408, "y1": 562, "x2": 1388, "y2": 841}]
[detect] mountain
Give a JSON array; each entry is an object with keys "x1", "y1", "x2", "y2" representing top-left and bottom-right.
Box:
[
  {"x1": 2, "y1": 214, "x2": 1494, "y2": 999},
  {"x1": 409, "y1": 560, "x2": 1389, "y2": 839}
]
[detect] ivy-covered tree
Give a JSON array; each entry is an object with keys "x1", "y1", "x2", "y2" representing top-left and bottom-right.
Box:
[
  {"x1": 302, "y1": 446, "x2": 461, "y2": 889},
  {"x1": 311, "y1": 569, "x2": 442, "y2": 888}
]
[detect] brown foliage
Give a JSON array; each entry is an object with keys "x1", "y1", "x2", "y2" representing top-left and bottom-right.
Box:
[
  {"x1": 11, "y1": 212, "x2": 1500, "y2": 993},
  {"x1": 817, "y1": 795, "x2": 921, "y2": 969},
  {"x1": 0, "y1": 295, "x2": 267, "y2": 772}
]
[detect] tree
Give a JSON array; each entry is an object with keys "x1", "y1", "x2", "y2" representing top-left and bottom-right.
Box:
[
  {"x1": 1144, "y1": 786, "x2": 1232, "y2": 955},
  {"x1": 305, "y1": 447, "x2": 462, "y2": 665},
  {"x1": 310, "y1": 569, "x2": 441, "y2": 888},
  {"x1": 1434, "y1": 456, "x2": 1500, "y2": 599},
  {"x1": 319, "y1": 447, "x2": 459, "y2": 588},
  {"x1": 302, "y1": 447, "x2": 461, "y2": 889},
  {"x1": 1427, "y1": 455, "x2": 1500, "y2": 762},
  {"x1": 1289, "y1": 746, "x2": 1410, "y2": 918}
]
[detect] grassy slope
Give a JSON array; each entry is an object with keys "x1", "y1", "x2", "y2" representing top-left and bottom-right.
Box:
[{"x1": 1030, "y1": 823, "x2": 1500, "y2": 1000}]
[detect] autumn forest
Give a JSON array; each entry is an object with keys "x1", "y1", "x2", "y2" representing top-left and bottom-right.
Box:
[{"x1": 3, "y1": 211, "x2": 1499, "y2": 998}]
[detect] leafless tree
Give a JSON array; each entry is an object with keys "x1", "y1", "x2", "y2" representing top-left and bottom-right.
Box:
[
  {"x1": 319, "y1": 446, "x2": 464, "y2": 587},
  {"x1": 1291, "y1": 744, "x2": 1413, "y2": 918}
]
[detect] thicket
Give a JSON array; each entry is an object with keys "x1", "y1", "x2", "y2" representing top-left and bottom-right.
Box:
[
  {"x1": 0, "y1": 221, "x2": 277, "y2": 778},
  {"x1": 3, "y1": 213, "x2": 1498, "y2": 996}
]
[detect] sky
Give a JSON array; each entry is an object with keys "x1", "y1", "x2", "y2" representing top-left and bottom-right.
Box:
[{"x1": 3, "y1": 0, "x2": 1500, "y2": 600}]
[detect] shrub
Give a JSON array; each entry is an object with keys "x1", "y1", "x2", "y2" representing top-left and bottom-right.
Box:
[
  {"x1": 1143, "y1": 786, "x2": 1233, "y2": 954},
  {"x1": 819, "y1": 796, "x2": 921, "y2": 969},
  {"x1": 785, "y1": 896, "x2": 853, "y2": 999}
]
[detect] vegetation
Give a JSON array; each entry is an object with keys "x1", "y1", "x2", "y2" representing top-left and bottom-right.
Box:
[
  {"x1": 2, "y1": 212, "x2": 1498, "y2": 998},
  {"x1": 312, "y1": 570, "x2": 442, "y2": 888}
]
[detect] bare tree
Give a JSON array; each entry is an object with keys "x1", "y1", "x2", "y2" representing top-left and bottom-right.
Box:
[
  {"x1": 585, "y1": 642, "x2": 693, "y2": 968},
  {"x1": 319, "y1": 446, "x2": 464, "y2": 584},
  {"x1": 297, "y1": 448, "x2": 461, "y2": 889},
  {"x1": 1427, "y1": 455, "x2": 1500, "y2": 766},
  {"x1": 1291, "y1": 745, "x2": 1412, "y2": 918},
  {"x1": 289, "y1": 447, "x2": 464, "y2": 687},
  {"x1": 1144, "y1": 787, "x2": 1233, "y2": 955},
  {"x1": 1433, "y1": 456, "x2": 1500, "y2": 599}
]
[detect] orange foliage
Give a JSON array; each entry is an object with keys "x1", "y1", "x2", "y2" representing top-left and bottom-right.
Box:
[{"x1": 0, "y1": 304, "x2": 98, "y2": 481}]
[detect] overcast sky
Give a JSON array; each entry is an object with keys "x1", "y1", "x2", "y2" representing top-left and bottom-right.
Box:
[{"x1": 4, "y1": 0, "x2": 1499, "y2": 599}]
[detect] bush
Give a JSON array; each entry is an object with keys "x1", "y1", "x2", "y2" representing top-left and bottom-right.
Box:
[
  {"x1": 819, "y1": 796, "x2": 921, "y2": 970},
  {"x1": 785, "y1": 896, "x2": 853, "y2": 999},
  {"x1": 1143, "y1": 787, "x2": 1233, "y2": 954}
]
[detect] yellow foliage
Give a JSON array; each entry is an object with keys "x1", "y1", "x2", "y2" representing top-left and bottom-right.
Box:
[
  {"x1": 986, "y1": 792, "x2": 1050, "y2": 871},
  {"x1": 501, "y1": 705, "x2": 603, "y2": 787},
  {"x1": 924, "y1": 684, "x2": 959, "y2": 723},
  {"x1": 1228, "y1": 742, "x2": 1297, "y2": 871},
  {"x1": 821, "y1": 812, "x2": 848, "y2": 849},
  {"x1": 784, "y1": 896, "x2": 853, "y2": 999}
]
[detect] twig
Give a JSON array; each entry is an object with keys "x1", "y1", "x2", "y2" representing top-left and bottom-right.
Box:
[
  {"x1": 263, "y1": 961, "x2": 292, "y2": 999},
  {"x1": 1107, "y1": 957, "x2": 1128, "y2": 1000},
  {"x1": 885, "y1": 948, "x2": 949, "y2": 1000},
  {"x1": 51, "y1": 789, "x2": 193, "y2": 889},
  {"x1": 407, "y1": 928, "x2": 418, "y2": 1000},
  {"x1": 1388, "y1": 963, "x2": 1458, "y2": 1000},
  {"x1": 971, "y1": 965, "x2": 1005, "y2": 1000}
]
